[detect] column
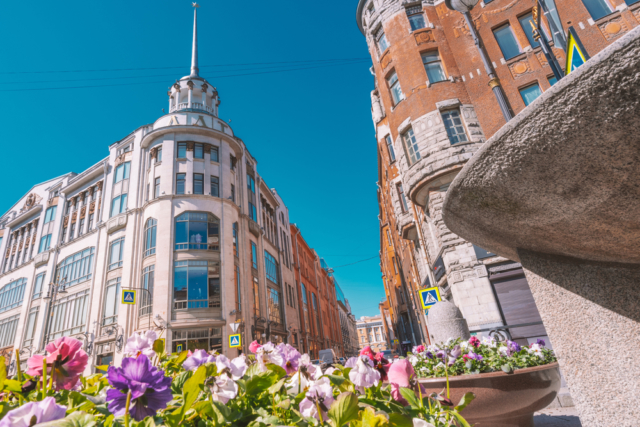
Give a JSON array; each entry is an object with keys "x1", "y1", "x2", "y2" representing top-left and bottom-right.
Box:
[
  {"x1": 187, "y1": 81, "x2": 193, "y2": 108},
  {"x1": 66, "y1": 198, "x2": 76, "y2": 242},
  {"x1": 81, "y1": 192, "x2": 90, "y2": 235},
  {"x1": 95, "y1": 181, "x2": 103, "y2": 223}
]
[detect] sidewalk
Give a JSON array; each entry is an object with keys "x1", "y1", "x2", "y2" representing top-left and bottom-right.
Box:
[{"x1": 534, "y1": 407, "x2": 581, "y2": 426}]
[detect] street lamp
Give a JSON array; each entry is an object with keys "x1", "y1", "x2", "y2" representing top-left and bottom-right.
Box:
[{"x1": 445, "y1": 0, "x2": 514, "y2": 122}]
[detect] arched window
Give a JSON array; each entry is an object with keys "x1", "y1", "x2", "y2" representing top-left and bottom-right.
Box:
[
  {"x1": 0, "y1": 278, "x2": 26, "y2": 313},
  {"x1": 144, "y1": 218, "x2": 157, "y2": 257},
  {"x1": 56, "y1": 247, "x2": 95, "y2": 287},
  {"x1": 175, "y1": 212, "x2": 220, "y2": 251}
]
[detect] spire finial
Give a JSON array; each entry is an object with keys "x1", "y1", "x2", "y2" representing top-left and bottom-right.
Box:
[{"x1": 190, "y1": 3, "x2": 200, "y2": 78}]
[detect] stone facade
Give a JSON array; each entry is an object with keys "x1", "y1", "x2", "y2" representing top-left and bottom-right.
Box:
[
  {"x1": 357, "y1": 0, "x2": 637, "y2": 349},
  {"x1": 356, "y1": 315, "x2": 389, "y2": 353}
]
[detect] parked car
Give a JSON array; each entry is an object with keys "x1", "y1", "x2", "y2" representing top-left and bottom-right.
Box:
[
  {"x1": 338, "y1": 357, "x2": 346, "y2": 365},
  {"x1": 381, "y1": 350, "x2": 393, "y2": 360},
  {"x1": 318, "y1": 349, "x2": 339, "y2": 366}
]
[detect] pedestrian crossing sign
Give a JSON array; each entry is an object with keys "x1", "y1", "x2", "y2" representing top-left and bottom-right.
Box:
[
  {"x1": 565, "y1": 27, "x2": 590, "y2": 76},
  {"x1": 229, "y1": 334, "x2": 241, "y2": 348},
  {"x1": 419, "y1": 287, "x2": 441, "y2": 310},
  {"x1": 122, "y1": 290, "x2": 136, "y2": 305}
]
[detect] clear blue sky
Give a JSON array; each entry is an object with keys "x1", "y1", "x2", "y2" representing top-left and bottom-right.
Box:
[{"x1": 0, "y1": 0, "x2": 385, "y2": 318}]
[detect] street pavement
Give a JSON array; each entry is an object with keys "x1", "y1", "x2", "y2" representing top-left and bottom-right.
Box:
[{"x1": 534, "y1": 407, "x2": 582, "y2": 426}]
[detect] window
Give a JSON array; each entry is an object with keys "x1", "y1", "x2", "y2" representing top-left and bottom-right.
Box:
[
  {"x1": 210, "y1": 146, "x2": 219, "y2": 162},
  {"x1": 48, "y1": 289, "x2": 89, "y2": 341},
  {"x1": 433, "y1": 255, "x2": 446, "y2": 282},
  {"x1": 301, "y1": 283, "x2": 310, "y2": 332},
  {"x1": 247, "y1": 174, "x2": 257, "y2": 221},
  {"x1": 253, "y1": 277, "x2": 260, "y2": 317},
  {"x1": 33, "y1": 272, "x2": 46, "y2": 299},
  {"x1": 88, "y1": 213, "x2": 94, "y2": 231},
  {"x1": 173, "y1": 260, "x2": 220, "y2": 309},
  {"x1": 44, "y1": 206, "x2": 57, "y2": 224},
  {"x1": 387, "y1": 71, "x2": 403, "y2": 106},
  {"x1": 156, "y1": 146, "x2": 163, "y2": 163},
  {"x1": 233, "y1": 222, "x2": 239, "y2": 257},
  {"x1": 210, "y1": 176, "x2": 219, "y2": 197},
  {"x1": 140, "y1": 265, "x2": 155, "y2": 316},
  {"x1": 194, "y1": 143, "x2": 204, "y2": 159},
  {"x1": 493, "y1": 24, "x2": 521, "y2": 60},
  {"x1": 473, "y1": 245, "x2": 496, "y2": 260},
  {"x1": 177, "y1": 142, "x2": 187, "y2": 158},
  {"x1": 235, "y1": 265, "x2": 241, "y2": 312},
  {"x1": 230, "y1": 155, "x2": 237, "y2": 171},
  {"x1": 144, "y1": 218, "x2": 157, "y2": 257},
  {"x1": 406, "y1": 6, "x2": 426, "y2": 31},
  {"x1": 0, "y1": 315, "x2": 19, "y2": 348},
  {"x1": 0, "y1": 278, "x2": 26, "y2": 313},
  {"x1": 268, "y1": 288, "x2": 283, "y2": 325},
  {"x1": 376, "y1": 28, "x2": 389, "y2": 53},
  {"x1": 23, "y1": 307, "x2": 39, "y2": 348},
  {"x1": 102, "y1": 277, "x2": 121, "y2": 327},
  {"x1": 581, "y1": 0, "x2": 613, "y2": 20},
  {"x1": 193, "y1": 173, "x2": 204, "y2": 195},
  {"x1": 176, "y1": 173, "x2": 186, "y2": 195},
  {"x1": 38, "y1": 234, "x2": 52, "y2": 253},
  {"x1": 548, "y1": 75, "x2": 558, "y2": 86},
  {"x1": 55, "y1": 248, "x2": 95, "y2": 287},
  {"x1": 402, "y1": 128, "x2": 421, "y2": 164},
  {"x1": 175, "y1": 212, "x2": 220, "y2": 251},
  {"x1": 154, "y1": 177, "x2": 161, "y2": 199},
  {"x1": 251, "y1": 242, "x2": 258, "y2": 269},
  {"x1": 385, "y1": 135, "x2": 396, "y2": 162},
  {"x1": 625, "y1": 0, "x2": 640, "y2": 5},
  {"x1": 110, "y1": 194, "x2": 128, "y2": 217},
  {"x1": 69, "y1": 222, "x2": 75, "y2": 241},
  {"x1": 422, "y1": 51, "x2": 447, "y2": 83},
  {"x1": 396, "y1": 184, "x2": 409, "y2": 213},
  {"x1": 520, "y1": 83, "x2": 543, "y2": 106},
  {"x1": 78, "y1": 218, "x2": 84, "y2": 236},
  {"x1": 114, "y1": 162, "x2": 131, "y2": 184},
  {"x1": 265, "y1": 251, "x2": 279, "y2": 284},
  {"x1": 442, "y1": 110, "x2": 468, "y2": 145},
  {"x1": 172, "y1": 328, "x2": 222, "y2": 353},
  {"x1": 96, "y1": 342, "x2": 115, "y2": 370},
  {"x1": 60, "y1": 227, "x2": 67, "y2": 243},
  {"x1": 108, "y1": 237, "x2": 125, "y2": 270},
  {"x1": 231, "y1": 184, "x2": 236, "y2": 203},
  {"x1": 518, "y1": 13, "x2": 540, "y2": 48}
]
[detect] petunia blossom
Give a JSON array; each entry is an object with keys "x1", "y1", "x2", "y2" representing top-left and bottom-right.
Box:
[
  {"x1": 412, "y1": 345, "x2": 425, "y2": 354},
  {"x1": 183, "y1": 349, "x2": 216, "y2": 371},
  {"x1": 277, "y1": 343, "x2": 302, "y2": 375},
  {"x1": 349, "y1": 356, "x2": 380, "y2": 389},
  {"x1": 26, "y1": 336, "x2": 88, "y2": 391},
  {"x1": 249, "y1": 340, "x2": 262, "y2": 354},
  {"x1": 413, "y1": 419, "x2": 436, "y2": 427},
  {"x1": 298, "y1": 377, "x2": 334, "y2": 420},
  {"x1": 210, "y1": 374, "x2": 238, "y2": 404},
  {"x1": 387, "y1": 359, "x2": 414, "y2": 405},
  {"x1": 256, "y1": 342, "x2": 284, "y2": 369},
  {"x1": 468, "y1": 336, "x2": 481, "y2": 348},
  {"x1": 106, "y1": 355, "x2": 173, "y2": 421},
  {"x1": 0, "y1": 397, "x2": 66, "y2": 427},
  {"x1": 123, "y1": 330, "x2": 158, "y2": 359},
  {"x1": 360, "y1": 346, "x2": 376, "y2": 361},
  {"x1": 344, "y1": 357, "x2": 358, "y2": 368},
  {"x1": 216, "y1": 354, "x2": 248, "y2": 380}
]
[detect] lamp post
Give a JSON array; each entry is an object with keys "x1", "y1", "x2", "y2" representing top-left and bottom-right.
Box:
[
  {"x1": 42, "y1": 277, "x2": 67, "y2": 351},
  {"x1": 445, "y1": 0, "x2": 514, "y2": 122}
]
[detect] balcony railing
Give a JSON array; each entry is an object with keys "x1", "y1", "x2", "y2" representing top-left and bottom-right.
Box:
[
  {"x1": 170, "y1": 102, "x2": 214, "y2": 114},
  {"x1": 174, "y1": 297, "x2": 221, "y2": 310}
]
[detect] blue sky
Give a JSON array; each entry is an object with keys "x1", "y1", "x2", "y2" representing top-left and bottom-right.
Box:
[{"x1": 0, "y1": 0, "x2": 385, "y2": 318}]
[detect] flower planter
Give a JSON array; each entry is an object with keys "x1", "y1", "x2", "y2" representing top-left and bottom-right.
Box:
[{"x1": 418, "y1": 362, "x2": 561, "y2": 427}]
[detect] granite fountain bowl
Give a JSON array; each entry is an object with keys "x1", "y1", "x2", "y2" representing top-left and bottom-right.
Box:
[{"x1": 418, "y1": 362, "x2": 560, "y2": 427}]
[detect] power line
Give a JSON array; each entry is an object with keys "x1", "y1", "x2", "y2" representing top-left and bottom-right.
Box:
[
  {"x1": 0, "y1": 61, "x2": 371, "y2": 92},
  {"x1": 0, "y1": 58, "x2": 371, "y2": 75},
  {"x1": 331, "y1": 256, "x2": 380, "y2": 269}
]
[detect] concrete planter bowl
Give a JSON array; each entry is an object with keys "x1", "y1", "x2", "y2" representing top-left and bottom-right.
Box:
[{"x1": 418, "y1": 362, "x2": 561, "y2": 427}]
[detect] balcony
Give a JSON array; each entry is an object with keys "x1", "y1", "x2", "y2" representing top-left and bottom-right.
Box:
[
  {"x1": 248, "y1": 219, "x2": 261, "y2": 237},
  {"x1": 107, "y1": 214, "x2": 127, "y2": 234},
  {"x1": 33, "y1": 251, "x2": 49, "y2": 267},
  {"x1": 170, "y1": 102, "x2": 214, "y2": 115}
]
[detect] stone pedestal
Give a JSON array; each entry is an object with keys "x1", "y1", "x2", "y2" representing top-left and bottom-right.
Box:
[
  {"x1": 427, "y1": 300, "x2": 470, "y2": 345},
  {"x1": 519, "y1": 250, "x2": 640, "y2": 426}
]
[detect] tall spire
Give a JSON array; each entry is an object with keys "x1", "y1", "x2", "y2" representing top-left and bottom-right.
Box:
[{"x1": 190, "y1": 3, "x2": 200, "y2": 78}]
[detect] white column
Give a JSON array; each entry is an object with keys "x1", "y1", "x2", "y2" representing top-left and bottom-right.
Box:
[
  {"x1": 187, "y1": 86, "x2": 193, "y2": 108},
  {"x1": 82, "y1": 193, "x2": 90, "y2": 235},
  {"x1": 95, "y1": 182, "x2": 103, "y2": 223}
]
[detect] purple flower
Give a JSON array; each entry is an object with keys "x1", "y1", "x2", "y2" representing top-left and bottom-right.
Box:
[
  {"x1": 299, "y1": 377, "x2": 335, "y2": 420},
  {"x1": 277, "y1": 343, "x2": 302, "y2": 375},
  {"x1": 256, "y1": 342, "x2": 284, "y2": 369},
  {"x1": 183, "y1": 349, "x2": 216, "y2": 371},
  {"x1": 436, "y1": 350, "x2": 447, "y2": 361},
  {"x1": 216, "y1": 355, "x2": 248, "y2": 380},
  {"x1": 463, "y1": 352, "x2": 483, "y2": 362},
  {"x1": 424, "y1": 351, "x2": 434, "y2": 359},
  {"x1": 508, "y1": 341, "x2": 522, "y2": 353},
  {"x1": 348, "y1": 356, "x2": 380, "y2": 389},
  {"x1": 449, "y1": 345, "x2": 462, "y2": 359},
  {"x1": 344, "y1": 357, "x2": 358, "y2": 368},
  {"x1": 0, "y1": 397, "x2": 66, "y2": 427},
  {"x1": 106, "y1": 355, "x2": 173, "y2": 421},
  {"x1": 536, "y1": 339, "x2": 546, "y2": 347}
]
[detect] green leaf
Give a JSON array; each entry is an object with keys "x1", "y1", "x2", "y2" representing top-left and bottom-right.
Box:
[
  {"x1": 131, "y1": 417, "x2": 155, "y2": 427},
  {"x1": 326, "y1": 375, "x2": 346, "y2": 386},
  {"x1": 360, "y1": 407, "x2": 388, "y2": 427},
  {"x1": 153, "y1": 339, "x2": 165, "y2": 357},
  {"x1": 265, "y1": 363, "x2": 287, "y2": 379},
  {"x1": 194, "y1": 401, "x2": 214, "y2": 418},
  {"x1": 0, "y1": 357, "x2": 6, "y2": 389},
  {"x1": 277, "y1": 399, "x2": 291, "y2": 410},
  {"x1": 37, "y1": 412, "x2": 96, "y2": 427},
  {"x1": 171, "y1": 370, "x2": 193, "y2": 395},
  {"x1": 454, "y1": 392, "x2": 475, "y2": 412},
  {"x1": 210, "y1": 400, "x2": 232, "y2": 424},
  {"x1": 172, "y1": 365, "x2": 206, "y2": 422},
  {"x1": 172, "y1": 351, "x2": 189, "y2": 367},
  {"x1": 447, "y1": 410, "x2": 472, "y2": 427},
  {"x1": 245, "y1": 363, "x2": 262, "y2": 378},
  {"x1": 267, "y1": 377, "x2": 286, "y2": 394},
  {"x1": 328, "y1": 392, "x2": 360, "y2": 427},
  {"x1": 357, "y1": 397, "x2": 392, "y2": 413},
  {"x1": 388, "y1": 414, "x2": 413, "y2": 427},
  {"x1": 501, "y1": 364, "x2": 513, "y2": 374},
  {"x1": 3, "y1": 379, "x2": 21, "y2": 392},
  {"x1": 245, "y1": 371, "x2": 278, "y2": 396},
  {"x1": 399, "y1": 387, "x2": 420, "y2": 409}
]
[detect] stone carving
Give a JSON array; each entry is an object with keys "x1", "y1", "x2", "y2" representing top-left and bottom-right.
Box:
[
  {"x1": 186, "y1": 141, "x2": 195, "y2": 151},
  {"x1": 508, "y1": 59, "x2": 533, "y2": 78},
  {"x1": 63, "y1": 216, "x2": 69, "y2": 227},
  {"x1": 150, "y1": 147, "x2": 158, "y2": 161},
  {"x1": 380, "y1": 49, "x2": 392, "y2": 70},
  {"x1": 414, "y1": 29, "x2": 435, "y2": 45},
  {"x1": 599, "y1": 16, "x2": 628, "y2": 41},
  {"x1": 71, "y1": 212, "x2": 77, "y2": 223},
  {"x1": 371, "y1": 90, "x2": 385, "y2": 124},
  {"x1": 80, "y1": 206, "x2": 86, "y2": 218},
  {"x1": 97, "y1": 181, "x2": 103, "y2": 191},
  {"x1": 23, "y1": 193, "x2": 36, "y2": 210},
  {"x1": 89, "y1": 201, "x2": 96, "y2": 214},
  {"x1": 114, "y1": 153, "x2": 127, "y2": 167}
]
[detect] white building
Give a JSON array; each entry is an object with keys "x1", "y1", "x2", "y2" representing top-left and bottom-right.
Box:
[{"x1": 0, "y1": 6, "x2": 301, "y2": 371}]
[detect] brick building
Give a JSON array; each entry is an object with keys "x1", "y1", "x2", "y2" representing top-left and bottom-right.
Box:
[{"x1": 357, "y1": 0, "x2": 638, "y2": 352}]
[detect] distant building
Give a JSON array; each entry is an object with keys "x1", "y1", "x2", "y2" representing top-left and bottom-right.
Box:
[
  {"x1": 335, "y1": 281, "x2": 358, "y2": 357},
  {"x1": 357, "y1": 315, "x2": 388, "y2": 353}
]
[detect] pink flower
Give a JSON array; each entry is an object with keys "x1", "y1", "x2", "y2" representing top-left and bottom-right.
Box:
[
  {"x1": 249, "y1": 340, "x2": 262, "y2": 354},
  {"x1": 413, "y1": 345, "x2": 425, "y2": 353},
  {"x1": 388, "y1": 359, "x2": 420, "y2": 406},
  {"x1": 360, "y1": 346, "x2": 376, "y2": 361},
  {"x1": 469, "y1": 336, "x2": 481, "y2": 349},
  {"x1": 26, "y1": 337, "x2": 88, "y2": 390}
]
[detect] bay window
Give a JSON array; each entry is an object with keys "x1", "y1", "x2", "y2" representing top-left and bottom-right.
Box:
[
  {"x1": 442, "y1": 109, "x2": 469, "y2": 145},
  {"x1": 173, "y1": 260, "x2": 220, "y2": 309},
  {"x1": 402, "y1": 127, "x2": 421, "y2": 165},
  {"x1": 265, "y1": 251, "x2": 279, "y2": 284},
  {"x1": 175, "y1": 212, "x2": 220, "y2": 251}
]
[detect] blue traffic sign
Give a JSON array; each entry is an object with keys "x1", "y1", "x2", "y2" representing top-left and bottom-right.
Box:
[
  {"x1": 419, "y1": 287, "x2": 441, "y2": 310},
  {"x1": 229, "y1": 334, "x2": 242, "y2": 348},
  {"x1": 122, "y1": 290, "x2": 136, "y2": 305}
]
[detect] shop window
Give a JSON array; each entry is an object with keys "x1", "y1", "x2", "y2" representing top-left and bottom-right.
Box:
[{"x1": 172, "y1": 328, "x2": 222, "y2": 353}]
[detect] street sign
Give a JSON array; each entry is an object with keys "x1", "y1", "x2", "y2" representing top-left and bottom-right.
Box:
[
  {"x1": 419, "y1": 287, "x2": 441, "y2": 310},
  {"x1": 565, "y1": 27, "x2": 590, "y2": 76},
  {"x1": 122, "y1": 290, "x2": 136, "y2": 305},
  {"x1": 176, "y1": 343, "x2": 184, "y2": 353},
  {"x1": 230, "y1": 322, "x2": 240, "y2": 333},
  {"x1": 229, "y1": 334, "x2": 241, "y2": 348},
  {"x1": 393, "y1": 339, "x2": 399, "y2": 345}
]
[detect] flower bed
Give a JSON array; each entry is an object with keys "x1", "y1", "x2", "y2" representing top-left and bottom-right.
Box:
[
  {"x1": 0, "y1": 334, "x2": 477, "y2": 427},
  {"x1": 408, "y1": 337, "x2": 557, "y2": 378}
]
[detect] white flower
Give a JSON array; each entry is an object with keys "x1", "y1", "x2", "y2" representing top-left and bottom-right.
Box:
[
  {"x1": 408, "y1": 355, "x2": 418, "y2": 365},
  {"x1": 210, "y1": 375, "x2": 238, "y2": 404},
  {"x1": 445, "y1": 338, "x2": 455, "y2": 346},
  {"x1": 527, "y1": 344, "x2": 545, "y2": 360},
  {"x1": 123, "y1": 330, "x2": 157, "y2": 358},
  {"x1": 413, "y1": 418, "x2": 436, "y2": 427},
  {"x1": 286, "y1": 369, "x2": 312, "y2": 396},
  {"x1": 434, "y1": 362, "x2": 445, "y2": 370},
  {"x1": 215, "y1": 354, "x2": 248, "y2": 380},
  {"x1": 498, "y1": 346, "x2": 509, "y2": 356},
  {"x1": 460, "y1": 341, "x2": 469, "y2": 350},
  {"x1": 298, "y1": 377, "x2": 335, "y2": 420},
  {"x1": 256, "y1": 342, "x2": 284, "y2": 369},
  {"x1": 324, "y1": 366, "x2": 337, "y2": 376},
  {"x1": 349, "y1": 356, "x2": 381, "y2": 388},
  {"x1": 482, "y1": 336, "x2": 497, "y2": 348}
]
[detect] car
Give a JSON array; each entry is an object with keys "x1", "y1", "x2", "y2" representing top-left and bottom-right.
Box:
[
  {"x1": 381, "y1": 350, "x2": 393, "y2": 359},
  {"x1": 310, "y1": 359, "x2": 322, "y2": 365},
  {"x1": 338, "y1": 357, "x2": 346, "y2": 365}
]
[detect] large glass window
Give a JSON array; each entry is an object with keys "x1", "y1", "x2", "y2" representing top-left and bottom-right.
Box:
[
  {"x1": 493, "y1": 24, "x2": 521, "y2": 60},
  {"x1": 194, "y1": 143, "x2": 204, "y2": 159},
  {"x1": 422, "y1": 51, "x2": 447, "y2": 83},
  {"x1": 387, "y1": 71, "x2": 403, "y2": 106},
  {"x1": 44, "y1": 206, "x2": 57, "y2": 224},
  {"x1": 102, "y1": 277, "x2": 121, "y2": 327},
  {"x1": 33, "y1": 272, "x2": 46, "y2": 300},
  {"x1": 108, "y1": 237, "x2": 125, "y2": 270},
  {"x1": 0, "y1": 278, "x2": 26, "y2": 313},
  {"x1": 0, "y1": 315, "x2": 19, "y2": 348},
  {"x1": 518, "y1": 13, "x2": 540, "y2": 48},
  {"x1": 140, "y1": 265, "x2": 155, "y2": 316},
  {"x1": 172, "y1": 328, "x2": 222, "y2": 353},
  {"x1": 251, "y1": 242, "x2": 258, "y2": 269},
  {"x1": 23, "y1": 307, "x2": 39, "y2": 348},
  {"x1": 48, "y1": 289, "x2": 89, "y2": 341},
  {"x1": 385, "y1": 135, "x2": 396, "y2": 162},
  {"x1": 548, "y1": 75, "x2": 558, "y2": 86},
  {"x1": 210, "y1": 146, "x2": 219, "y2": 162},
  {"x1": 402, "y1": 128, "x2": 421, "y2": 165},
  {"x1": 520, "y1": 82, "x2": 543, "y2": 106},
  {"x1": 193, "y1": 173, "x2": 204, "y2": 195},
  {"x1": 144, "y1": 218, "x2": 157, "y2": 257},
  {"x1": 176, "y1": 173, "x2": 186, "y2": 195},
  {"x1": 38, "y1": 234, "x2": 52, "y2": 254},
  {"x1": 247, "y1": 175, "x2": 257, "y2": 222},
  {"x1": 268, "y1": 288, "x2": 283, "y2": 325},
  {"x1": 210, "y1": 176, "x2": 219, "y2": 197},
  {"x1": 442, "y1": 110, "x2": 469, "y2": 145},
  {"x1": 301, "y1": 283, "x2": 310, "y2": 332},
  {"x1": 114, "y1": 162, "x2": 131, "y2": 184},
  {"x1": 175, "y1": 212, "x2": 220, "y2": 251},
  {"x1": 406, "y1": 6, "x2": 426, "y2": 31},
  {"x1": 177, "y1": 142, "x2": 187, "y2": 158},
  {"x1": 173, "y1": 260, "x2": 220, "y2": 309},
  {"x1": 56, "y1": 247, "x2": 95, "y2": 287},
  {"x1": 581, "y1": 0, "x2": 613, "y2": 20},
  {"x1": 110, "y1": 194, "x2": 128, "y2": 217},
  {"x1": 156, "y1": 146, "x2": 162, "y2": 162},
  {"x1": 265, "y1": 251, "x2": 279, "y2": 284}
]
